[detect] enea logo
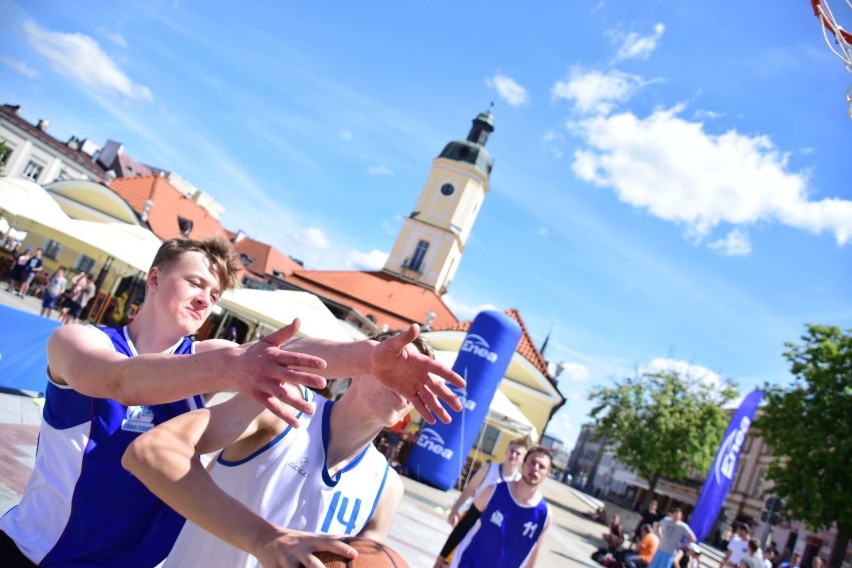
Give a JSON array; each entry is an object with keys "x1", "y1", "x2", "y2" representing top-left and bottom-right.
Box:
[
  {"x1": 450, "y1": 381, "x2": 477, "y2": 412},
  {"x1": 416, "y1": 428, "x2": 453, "y2": 460},
  {"x1": 714, "y1": 416, "x2": 751, "y2": 483},
  {"x1": 460, "y1": 334, "x2": 498, "y2": 363}
]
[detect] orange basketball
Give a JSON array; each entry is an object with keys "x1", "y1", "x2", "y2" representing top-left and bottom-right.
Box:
[{"x1": 304, "y1": 537, "x2": 409, "y2": 568}]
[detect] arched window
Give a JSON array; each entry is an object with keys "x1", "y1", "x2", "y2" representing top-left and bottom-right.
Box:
[{"x1": 409, "y1": 240, "x2": 429, "y2": 272}]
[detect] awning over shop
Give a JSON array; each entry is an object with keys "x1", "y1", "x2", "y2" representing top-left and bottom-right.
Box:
[
  {"x1": 0, "y1": 178, "x2": 161, "y2": 276},
  {"x1": 433, "y1": 349, "x2": 538, "y2": 439},
  {"x1": 218, "y1": 289, "x2": 354, "y2": 342}
]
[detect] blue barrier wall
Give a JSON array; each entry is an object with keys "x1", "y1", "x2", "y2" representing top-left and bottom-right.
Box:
[
  {"x1": 0, "y1": 304, "x2": 60, "y2": 393},
  {"x1": 406, "y1": 310, "x2": 521, "y2": 490}
]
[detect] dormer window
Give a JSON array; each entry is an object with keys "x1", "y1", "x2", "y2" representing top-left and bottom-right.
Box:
[{"x1": 177, "y1": 216, "x2": 193, "y2": 236}]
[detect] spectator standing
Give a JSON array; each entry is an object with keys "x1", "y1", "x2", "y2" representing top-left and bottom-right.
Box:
[
  {"x1": 723, "y1": 523, "x2": 752, "y2": 568},
  {"x1": 39, "y1": 268, "x2": 67, "y2": 318},
  {"x1": 17, "y1": 248, "x2": 43, "y2": 297},
  {"x1": 646, "y1": 507, "x2": 696, "y2": 568}
]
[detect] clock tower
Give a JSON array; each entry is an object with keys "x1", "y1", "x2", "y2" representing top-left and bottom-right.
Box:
[{"x1": 383, "y1": 109, "x2": 495, "y2": 295}]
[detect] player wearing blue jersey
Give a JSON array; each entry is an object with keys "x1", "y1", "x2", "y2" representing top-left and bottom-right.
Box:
[
  {"x1": 435, "y1": 446, "x2": 552, "y2": 568},
  {"x1": 0, "y1": 236, "x2": 464, "y2": 568},
  {"x1": 124, "y1": 330, "x2": 433, "y2": 568}
]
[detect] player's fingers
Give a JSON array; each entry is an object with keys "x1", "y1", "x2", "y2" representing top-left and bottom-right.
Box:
[
  {"x1": 261, "y1": 396, "x2": 303, "y2": 428},
  {"x1": 278, "y1": 368, "x2": 327, "y2": 391},
  {"x1": 383, "y1": 323, "x2": 419, "y2": 352},
  {"x1": 420, "y1": 387, "x2": 452, "y2": 424},
  {"x1": 276, "y1": 383, "x2": 316, "y2": 415},
  {"x1": 275, "y1": 350, "x2": 327, "y2": 371},
  {"x1": 260, "y1": 319, "x2": 300, "y2": 347},
  {"x1": 411, "y1": 391, "x2": 437, "y2": 425},
  {"x1": 426, "y1": 377, "x2": 463, "y2": 413},
  {"x1": 318, "y1": 538, "x2": 357, "y2": 559},
  {"x1": 426, "y1": 359, "x2": 465, "y2": 388}
]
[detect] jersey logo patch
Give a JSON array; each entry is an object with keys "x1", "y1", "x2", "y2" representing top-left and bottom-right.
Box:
[
  {"x1": 288, "y1": 456, "x2": 310, "y2": 478},
  {"x1": 121, "y1": 405, "x2": 155, "y2": 433},
  {"x1": 490, "y1": 509, "x2": 504, "y2": 527}
]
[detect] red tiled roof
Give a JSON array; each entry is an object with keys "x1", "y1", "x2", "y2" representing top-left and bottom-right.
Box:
[
  {"x1": 231, "y1": 236, "x2": 303, "y2": 278},
  {"x1": 285, "y1": 270, "x2": 458, "y2": 330},
  {"x1": 435, "y1": 308, "x2": 552, "y2": 379},
  {"x1": 0, "y1": 104, "x2": 108, "y2": 181},
  {"x1": 109, "y1": 176, "x2": 225, "y2": 240}
]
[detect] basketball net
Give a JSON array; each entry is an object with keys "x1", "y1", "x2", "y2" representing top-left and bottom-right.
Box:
[{"x1": 811, "y1": 0, "x2": 852, "y2": 117}]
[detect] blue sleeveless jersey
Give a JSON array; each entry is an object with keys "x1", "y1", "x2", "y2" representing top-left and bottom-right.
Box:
[
  {"x1": 452, "y1": 481, "x2": 550, "y2": 568},
  {"x1": 0, "y1": 326, "x2": 205, "y2": 567}
]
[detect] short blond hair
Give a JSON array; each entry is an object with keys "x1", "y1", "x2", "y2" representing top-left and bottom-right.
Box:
[{"x1": 151, "y1": 236, "x2": 240, "y2": 291}]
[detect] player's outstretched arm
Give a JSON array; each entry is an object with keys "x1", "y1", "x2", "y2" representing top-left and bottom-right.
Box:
[
  {"x1": 48, "y1": 320, "x2": 327, "y2": 426},
  {"x1": 284, "y1": 323, "x2": 465, "y2": 424},
  {"x1": 447, "y1": 464, "x2": 489, "y2": 526},
  {"x1": 357, "y1": 469, "x2": 404, "y2": 542},
  {"x1": 122, "y1": 392, "x2": 354, "y2": 567}
]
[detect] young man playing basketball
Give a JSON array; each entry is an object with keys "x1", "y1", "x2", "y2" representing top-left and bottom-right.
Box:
[
  {"x1": 435, "y1": 446, "x2": 552, "y2": 568},
  {"x1": 446, "y1": 437, "x2": 528, "y2": 526},
  {"x1": 124, "y1": 330, "x2": 434, "y2": 568},
  {"x1": 0, "y1": 236, "x2": 464, "y2": 567}
]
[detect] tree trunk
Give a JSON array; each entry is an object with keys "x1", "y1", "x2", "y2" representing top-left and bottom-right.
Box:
[
  {"x1": 829, "y1": 523, "x2": 849, "y2": 568},
  {"x1": 640, "y1": 474, "x2": 660, "y2": 510}
]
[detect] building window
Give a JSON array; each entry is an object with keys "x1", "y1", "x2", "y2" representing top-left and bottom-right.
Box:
[
  {"x1": 480, "y1": 424, "x2": 501, "y2": 455},
  {"x1": 57, "y1": 169, "x2": 72, "y2": 181},
  {"x1": 22, "y1": 160, "x2": 44, "y2": 181},
  {"x1": 0, "y1": 140, "x2": 12, "y2": 166},
  {"x1": 43, "y1": 239, "x2": 62, "y2": 260},
  {"x1": 75, "y1": 254, "x2": 96, "y2": 274},
  {"x1": 407, "y1": 240, "x2": 429, "y2": 272}
]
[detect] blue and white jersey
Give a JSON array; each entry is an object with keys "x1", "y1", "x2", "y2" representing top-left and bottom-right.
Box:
[
  {"x1": 0, "y1": 326, "x2": 203, "y2": 567},
  {"x1": 451, "y1": 482, "x2": 550, "y2": 568},
  {"x1": 166, "y1": 390, "x2": 391, "y2": 568}
]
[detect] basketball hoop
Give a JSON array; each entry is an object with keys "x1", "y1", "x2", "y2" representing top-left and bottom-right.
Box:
[{"x1": 811, "y1": 0, "x2": 852, "y2": 116}]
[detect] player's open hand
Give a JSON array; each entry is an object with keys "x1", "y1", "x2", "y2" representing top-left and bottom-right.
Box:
[
  {"x1": 254, "y1": 529, "x2": 357, "y2": 568},
  {"x1": 229, "y1": 319, "x2": 327, "y2": 427},
  {"x1": 368, "y1": 324, "x2": 465, "y2": 424}
]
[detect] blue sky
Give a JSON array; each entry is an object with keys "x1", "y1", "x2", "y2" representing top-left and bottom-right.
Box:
[{"x1": 2, "y1": 1, "x2": 850, "y2": 451}]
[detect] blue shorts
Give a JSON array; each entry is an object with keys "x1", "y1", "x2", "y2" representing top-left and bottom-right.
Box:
[
  {"x1": 42, "y1": 292, "x2": 59, "y2": 309},
  {"x1": 648, "y1": 551, "x2": 675, "y2": 568}
]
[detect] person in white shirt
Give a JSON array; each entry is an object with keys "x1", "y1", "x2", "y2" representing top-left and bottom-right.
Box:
[{"x1": 124, "y1": 330, "x2": 436, "y2": 568}]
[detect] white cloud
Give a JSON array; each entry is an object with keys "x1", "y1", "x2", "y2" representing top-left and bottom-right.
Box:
[
  {"x1": 612, "y1": 23, "x2": 665, "y2": 62},
  {"x1": 569, "y1": 106, "x2": 852, "y2": 247},
  {"x1": 343, "y1": 249, "x2": 388, "y2": 270},
  {"x1": 0, "y1": 54, "x2": 39, "y2": 79},
  {"x1": 294, "y1": 227, "x2": 330, "y2": 249},
  {"x1": 641, "y1": 357, "x2": 723, "y2": 390},
  {"x1": 441, "y1": 294, "x2": 499, "y2": 321},
  {"x1": 368, "y1": 165, "x2": 393, "y2": 175},
  {"x1": 537, "y1": 227, "x2": 549, "y2": 237},
  {"x1": 22, "y1": 20, "x2": 152, "y2": 100},
  {"x1": 708, "y1": 228, "x2": 752, "y2": 256},
  {"x1": 541, "y1": 129, "x2": 565, "y2": 159},
  {"x1": 487, "y1": 73, "x2": 529, "y2": 106},
  {"x1": 555, "y1": 362, "x2": 591, "y2": 383},
  {"x1": 339, "y1": 129, "x2": 352, "y2": 141},
  {"x1": 552, "y1": 67, "x2": 643, "y2": 115}
]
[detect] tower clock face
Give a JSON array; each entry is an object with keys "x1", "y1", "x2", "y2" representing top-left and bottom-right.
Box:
[{"x1": 440, "y1": 183, "x2": 454, "y2": 196}]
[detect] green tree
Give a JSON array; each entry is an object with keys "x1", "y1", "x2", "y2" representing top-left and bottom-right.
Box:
[
  {"x1": 589, "y1": 370, "x2": 736, "y2": 507},
  {"x1": 757, "y1": 325, "x2": 852, "y2": 568}
]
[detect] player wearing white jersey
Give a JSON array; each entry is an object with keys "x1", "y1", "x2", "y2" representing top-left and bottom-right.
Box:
[{"x1": 124, "y1": 331, "x2": 433, "y2": 568}]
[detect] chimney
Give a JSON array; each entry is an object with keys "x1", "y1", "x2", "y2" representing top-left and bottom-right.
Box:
[
  {"x1": 36, "y1": 119, "x2": 50, "y2": 131},
  {"x1": 67, "y1": 136, "x2": 80, "y2": 151}
]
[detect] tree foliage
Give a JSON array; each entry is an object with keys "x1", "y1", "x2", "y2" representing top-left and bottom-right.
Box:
[
  {"x1": 588, "y1": 370, "x2": 736, "y2": 503},
  {"x1": 756, "y1": 324, "x2": 852, "y2": 568}
]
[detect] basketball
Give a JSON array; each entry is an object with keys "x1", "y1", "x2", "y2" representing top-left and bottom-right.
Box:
[{"x1": 303, "y1": 537, "x2": 409, "y2": 568}]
